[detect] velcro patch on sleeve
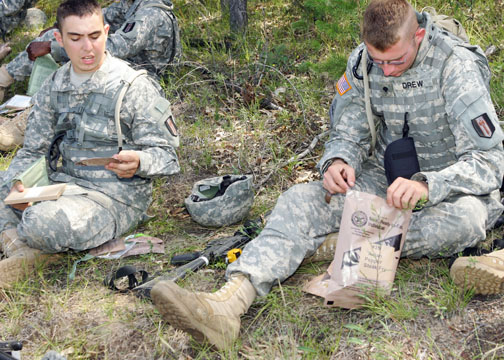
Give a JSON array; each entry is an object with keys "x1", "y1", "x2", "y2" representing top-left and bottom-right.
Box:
[
  {"x1": 165, "y1": 115, "x2": 178, "y2": 137},
  {"x1": 471, "y1": 113, "x2": 495, "y2": 138},
  {"x1": 337, "y1": 73, "x2": 352, "y2": 96},
  {"x1": 123, "y1": 22, "x2": 136, "y2": 33}
]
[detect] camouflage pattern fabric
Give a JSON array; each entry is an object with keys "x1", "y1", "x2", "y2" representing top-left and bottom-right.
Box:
[
  {"x1": 102, "y1": 0, "x2": 132, "y2": 33},
  {"x1": 0, "y1": 53, "x2": 180, "y2": 252},
  {"x1": 105, "y1": 0, "x2": 182, "y2": 75},
  {"x1": 6, "y1": 0, "x2": 180, "y2": 79},
  {"x1": 0, "y1": 186, "x2": 144, "y2": 253},
  {"x1": 185, "y1": 175, "x2": 254, "y2": 227},
  {"x1": 227, "y1": 12, "x2": 504, "y2": 296},
  {"x1": 0, "y1": 0, "x2": 35, "y2": 37}
]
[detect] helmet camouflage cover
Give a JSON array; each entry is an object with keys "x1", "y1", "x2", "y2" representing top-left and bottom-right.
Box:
[{"x1": 184, "y1": 175, "x2": 254, "y2": 227}]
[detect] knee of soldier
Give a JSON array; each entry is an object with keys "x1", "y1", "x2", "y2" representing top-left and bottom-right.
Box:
[
  {"x1": 405, "y1": 204, "x2": 487, "y2": 258},
  {"x1": 18, "y1": 203, "x2": 68, "y2": 253}
]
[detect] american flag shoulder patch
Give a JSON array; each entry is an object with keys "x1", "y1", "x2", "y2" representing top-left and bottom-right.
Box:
[{"x1": 337, "y1": 73, "x2": 352, "y2": 96}]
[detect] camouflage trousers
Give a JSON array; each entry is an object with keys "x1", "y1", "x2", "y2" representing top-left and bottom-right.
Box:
[
  {"x1": 227, "y1": 160, "x2": 504, "y2": 296},
  {"x1": 5, "y1": 29, "x2": 64, "y2": 80},
  {"x1": 0, "y1": 185, "x2": 144, "y2": 253}
]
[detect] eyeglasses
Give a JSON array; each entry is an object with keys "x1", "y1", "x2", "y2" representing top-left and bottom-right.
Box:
[{"x1": 367, "y1": 52, "x2": 408, "y2": 66}]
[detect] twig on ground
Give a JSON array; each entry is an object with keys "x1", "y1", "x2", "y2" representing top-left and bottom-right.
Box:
[
  {"x1": 482, "y1": 344, "x2": 504, "y2": 359},
  {"x1": 254, "y1": 130, "x2": 329, "y2": 192},
  {"x1": 173, "y1": 62, "x2": 213, "y2": 90}
]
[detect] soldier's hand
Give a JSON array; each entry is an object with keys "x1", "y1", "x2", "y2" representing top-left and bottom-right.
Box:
[
  {"x1": 323, "y1": 159, "x2": 355, "y2": 194},
  {"x1": 9, "y1": 181, "x2": 31, "y2": 211},
  {"x1": 27, "y1": 41, "x2": 52, "y2": 61},
  {"x1": 105, "y1": 150, "x2": 140, "y2": 178},
  {"x1": 387, "y1": 177, "x2": 428, "y2": 210}
]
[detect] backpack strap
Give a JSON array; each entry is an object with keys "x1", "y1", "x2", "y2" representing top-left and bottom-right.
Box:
[
  {"x1": 362, "y1": 47, "x2": 376, "y2": 155},
  {"x1": 142, "y1": 3, "x2": 180, "y2": 65},
  {"x1": 114, "y1": 69, "x2": 147, "y2": 151},
  {"x1": 422, "y1": 6, "x2": 469, "y2": 42}
]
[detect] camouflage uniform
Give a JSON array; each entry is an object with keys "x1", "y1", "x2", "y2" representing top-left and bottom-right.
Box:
[
  {"x1": 0, "y1": 0, "x2": 35, "y2": 38},
  {"x1": 5, "y1": 0, "x2": 181, "y2": 80},
  {"x1": 0, "y1": 53, "x2": 180, "y2": 252},
  {"x1": 228, "y1": 12, "x2": 504, "y2": 296}
]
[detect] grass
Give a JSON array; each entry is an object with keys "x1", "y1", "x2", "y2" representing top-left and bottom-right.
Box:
[{"x1": 1, "y1": 0, "x2": 504, "y2": 359}]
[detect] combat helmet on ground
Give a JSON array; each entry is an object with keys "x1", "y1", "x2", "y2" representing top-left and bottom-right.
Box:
[{"x1": 185, "y1": 175, "x2": 254, "y2": 227}]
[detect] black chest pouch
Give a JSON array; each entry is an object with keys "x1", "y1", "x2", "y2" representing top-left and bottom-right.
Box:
[{"x1": 384, "y1": 112, "x2": 420, "y2": 185}]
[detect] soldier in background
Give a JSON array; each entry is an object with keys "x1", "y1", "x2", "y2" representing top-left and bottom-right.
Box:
[
  {"x1": 0, "y1": 0, "x2": 180, "y2": 288},
  {"x1": 150, "y1": 0, "x2": 504, "y2": 350},
  {"x1": 4, "y1": 0, "x2": 181, "y2": 87},
  {"x1": 0, "y1": 0, "x2": 181, "y2": 150},
  {"x1": 0, "y1": 0, "x2": 36, "y2": 41},
  {"x1": 1, "y1": 0, "x2": 38, "y2": 61}
]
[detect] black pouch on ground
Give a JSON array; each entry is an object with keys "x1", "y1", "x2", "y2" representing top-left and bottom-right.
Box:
[{"x1": 384, "y1": 112, "x2": 420, "y2": 185}]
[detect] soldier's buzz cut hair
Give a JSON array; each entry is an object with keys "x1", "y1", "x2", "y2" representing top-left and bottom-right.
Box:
[
  {"x1": 56, "y1": 0, "x2": 103, "y2": 31},
  {"x1": 362, "y1": 0, "x2": 417, "y2": 51}
]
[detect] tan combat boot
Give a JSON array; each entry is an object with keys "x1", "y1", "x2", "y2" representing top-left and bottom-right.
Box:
[
  {"x1": 151, "y1": 274, "x2": 256, "y2": 350},
  {"x1": 0, "y1": 64, "x2": 14, "y2": 103},
  {"x1": 450, "y1": 249, "x2": 504, "y2": 295},
  {"x1": 302, "y1": 232, "x2": 339, "y2": 264},
  {"x1": 0, "y1": 229, "x2": 59, "y2": 289},
  {"x1": 0, "y1": 43, "x2": 12, "y2": 61},
  {"x1": 0, "y1": 107, "x2": 30, "y2": 151},
  {"x1": 0, "y1": 228, "x2": 26, "y2": 257}
]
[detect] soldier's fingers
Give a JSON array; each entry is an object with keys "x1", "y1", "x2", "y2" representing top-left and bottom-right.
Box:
[
  {"x1": 324, "y1": 170, "x2": 348, "y2": 194},
  {"x1": 342, "y1": 166, "x2": 356, "y2": 187},
  {"x1": 386, "y1": 178, "x2": 400, "y2": 206},
  {"x1": 323, "y1": 175, "x2": 339, "y2": 194},
  {"x1": 389, "y1": 182, "x2": 408, "y2": 209},
  {"x1": 401, "y1": 186, "x2": 417, "y2": 210}
]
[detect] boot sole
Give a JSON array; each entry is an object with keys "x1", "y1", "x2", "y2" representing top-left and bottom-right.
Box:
[
  {"x1": 151, "y1": 281, "x2": 236, "y2": 350},
  {"x1": 450, "y1": 257, "x2": 504, "y2": 295}
]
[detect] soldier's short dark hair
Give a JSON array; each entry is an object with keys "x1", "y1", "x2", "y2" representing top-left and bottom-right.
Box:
[
  {"x1": 56, "y1": 0, "x2": 102, "y2": 31},
  {"x1": 362, "y1": 0, "x2": 417, "y2": 51}
]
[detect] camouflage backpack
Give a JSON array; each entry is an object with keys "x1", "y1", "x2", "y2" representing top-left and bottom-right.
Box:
[{"x1": 424, "y1": 6, "x2": 469, "y2": 43}]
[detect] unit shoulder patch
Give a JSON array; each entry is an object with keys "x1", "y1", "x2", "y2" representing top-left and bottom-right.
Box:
[
  {"x1": 123, "y1": 22, "x2": 136, "y2": 33},
  {"x1": 337, "y1": 73, "x2": 352, "y2": 96},
  {"x1": 165, "y1": 115, "x2": 178, "y2": 137},
  {"x1": 471, "y1": 113, "x2": 495, "y2": 138}
]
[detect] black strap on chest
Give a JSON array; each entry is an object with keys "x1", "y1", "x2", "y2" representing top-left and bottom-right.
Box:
[{"x1": 384, "y1": 112, "x2": 421, "y2": 185}]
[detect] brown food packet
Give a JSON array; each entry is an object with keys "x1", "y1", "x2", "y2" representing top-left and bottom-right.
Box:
[{"x1": 303, "y1": 190, "x2": 412, "y2": 309}]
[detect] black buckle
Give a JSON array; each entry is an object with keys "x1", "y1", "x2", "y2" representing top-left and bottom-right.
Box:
[
  {"x1": 352, "y1": 49, "x2": 373, "y2": 80},
  {"x1": 104, "y1": 265, "x2": 149, "y2": 293}
]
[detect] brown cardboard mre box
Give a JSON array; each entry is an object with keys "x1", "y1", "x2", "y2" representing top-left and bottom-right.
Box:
[{"x1": 4, "y1": 183, "x2": 66, "y2": 205}]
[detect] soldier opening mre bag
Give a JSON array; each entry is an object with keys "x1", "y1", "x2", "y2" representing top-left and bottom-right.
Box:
[{"x1": 303, "y1": 190, "x2": 412, "y2": 309}]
